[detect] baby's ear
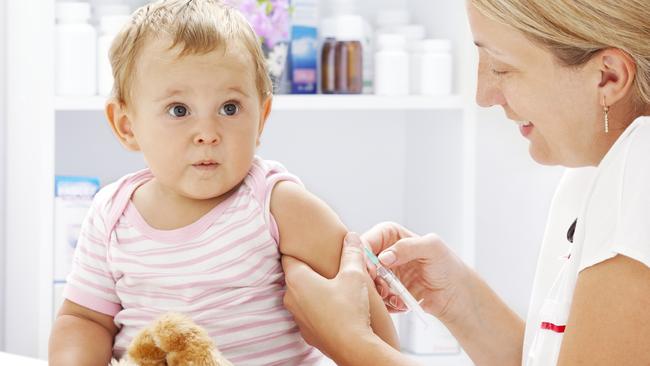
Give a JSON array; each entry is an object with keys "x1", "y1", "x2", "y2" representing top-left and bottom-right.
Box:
[{"x1": 106, "y1": 99, "x2": 140, "y2": 151}]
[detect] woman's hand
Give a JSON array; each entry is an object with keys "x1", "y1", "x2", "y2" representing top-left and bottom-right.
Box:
[
  {"x1": 364, "y1": 222, "x2": 525, "y2": 366},
  {"x1": 363, "y1": 222, "x2": 468, "y2": 323},
  {"x1": 282, "y1": 232, "x2": 377, "y2": 361}
]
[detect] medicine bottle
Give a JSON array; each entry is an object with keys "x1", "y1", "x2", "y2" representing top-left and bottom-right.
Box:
[
  {"x1": 55, "y1": 1, "x2": 97, "y2": 96},
  {"x1": 334, "y1": 15, "x2": 364, "y2": 94},
  {"x1": 321, "y1": 37, "x2": 337, "y2": 94},
  {"x1": 322, "y1": 13, "x2": 370, "y2": 94},
  {"x1": 411, "y1": 39, "x2": 453, "y2": 96},
  {"x1": 374, "y1": 34, "x2": 409, "y2": 96},
  {"x1": 97, "y1": 15, "x2": 130, "y2": 96},
  {"x1": 335, "y1": 40, "x2": 363, "y2": 94}
]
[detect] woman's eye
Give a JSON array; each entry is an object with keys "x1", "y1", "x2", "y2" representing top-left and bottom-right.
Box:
[
  {"x1": 491, "y1": 69, "x2": 508, "y2": 76},
  {"x1": 167, "y1": 104, "x2": 189, "y2": 118},
  {"x1": 220, "y1": 102, "x2": 240, "y2": 116}
]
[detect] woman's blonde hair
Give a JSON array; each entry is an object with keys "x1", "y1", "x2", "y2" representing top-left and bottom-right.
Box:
[
  {"x1": 471, "y1": 0, "x2": 650, "y2": 106},
  {"x1": 109, "y1": 0, "x2": 272, "y2": 106}
]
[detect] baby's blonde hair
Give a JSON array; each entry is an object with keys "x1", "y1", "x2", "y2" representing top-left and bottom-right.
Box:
[
  {"x1": 471, "y1": 0, "x2": 650, "y2": 106},
  {"x1": 109, "y1": 0, "x2": 272, "y2": 106}
]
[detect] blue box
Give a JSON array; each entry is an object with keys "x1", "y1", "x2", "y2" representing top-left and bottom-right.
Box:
[{"x1": 290, "y1": 25, "x2": 318, "y2": 94}]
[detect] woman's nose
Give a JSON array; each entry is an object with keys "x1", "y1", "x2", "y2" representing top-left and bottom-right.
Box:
[{"x1": 475, "y1": 60, "x2": 506, "y2": 108}]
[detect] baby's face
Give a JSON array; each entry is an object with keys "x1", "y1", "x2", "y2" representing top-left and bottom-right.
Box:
[{"x1": 127, "y1": 37, "x2": 267, "y2": 200}]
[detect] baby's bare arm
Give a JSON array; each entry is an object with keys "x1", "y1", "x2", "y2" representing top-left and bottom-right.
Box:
[
  {"x1": 272, "y1": 181, "x2": 399, "y2": 349},
  {"x1": 49, "y1": 299, "x2": 118, "y2": 366}
]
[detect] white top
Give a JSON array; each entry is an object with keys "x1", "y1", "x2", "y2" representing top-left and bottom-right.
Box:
[{"x1": 523, "y1": 116, "x2": 650, "y2": 365}]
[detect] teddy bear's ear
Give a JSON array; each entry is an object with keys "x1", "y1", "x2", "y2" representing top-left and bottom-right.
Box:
[
  {"x1": 127, "y1": 327, "x2": 167, "y2": 366},
  {"x1": 150, "y1": 313, "x2": 219, "y2": 366}
]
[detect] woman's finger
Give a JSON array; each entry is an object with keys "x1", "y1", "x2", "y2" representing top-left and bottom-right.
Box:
[
  {"x1": 374, "y1": 276, "x2": 390, "y2": 299},
  {"x1": 361, "y1": 222, "x2": 417, "y2": 255},
  {"x1": 282, "y1": 255, "x2": 326, "y2": 314},
  {"x1": 377, "y1": 233, "x2": 443, "y2": 269},
  {"x1": 366, "y1": 258, "x2": 377, "y2": 279},
  {"x1": 386, "y1": 295, "x2": 407, "y2": 312},
  {"x1": 338, "y1": 232, "x2": 368, "y2": 276},
  {"x1": 282, "y1": 255, "x2": 325, "y2": 290}
]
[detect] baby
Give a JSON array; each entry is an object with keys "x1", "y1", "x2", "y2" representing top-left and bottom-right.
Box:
[{"x1": 48, "y1": 0, "x2": 398, "y2": 365}]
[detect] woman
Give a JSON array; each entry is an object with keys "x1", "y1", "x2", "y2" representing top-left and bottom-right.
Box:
[{"x1": 282, "y1": 1, "x2": 650, "y2": 365}]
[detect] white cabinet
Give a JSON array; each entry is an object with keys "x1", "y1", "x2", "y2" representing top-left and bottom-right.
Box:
[{"x1": 2, "y1": 0, "x2": 562, "y2": 364}]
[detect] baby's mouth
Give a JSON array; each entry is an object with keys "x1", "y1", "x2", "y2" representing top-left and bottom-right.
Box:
[{"x1": 192, "y1": 160, "x2": 220, "y2": 169}]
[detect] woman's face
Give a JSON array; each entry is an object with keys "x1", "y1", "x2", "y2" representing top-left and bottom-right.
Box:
[{"x1": 467, "y1": 5, "x2": 607, "y2": 167}]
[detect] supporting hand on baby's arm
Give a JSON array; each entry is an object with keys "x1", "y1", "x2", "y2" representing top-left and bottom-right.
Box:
[{"x1": 271, "y1": 181, "x2": 399, "y2": 351}]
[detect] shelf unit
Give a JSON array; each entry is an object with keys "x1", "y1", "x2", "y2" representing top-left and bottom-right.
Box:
[{"x1": 5, "y1": 1, "x2": 482, "y2": 365}]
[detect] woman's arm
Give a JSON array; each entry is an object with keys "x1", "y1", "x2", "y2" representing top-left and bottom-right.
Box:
[
  {"x1": 558, "y1": 255, "x2": 650, "y2": 365},
  {"x1": 271, "y1": 181, "x2": 399, "y2": 349},
  {"x1": 365, "y1": 222, "x2": 524, "y2": 366},
  {"x1": 441, "y1": 266, "x2": 525, "y2": 366},
  {"x1": 49, "y1": 299, "x2": 118, "y2": 366}
]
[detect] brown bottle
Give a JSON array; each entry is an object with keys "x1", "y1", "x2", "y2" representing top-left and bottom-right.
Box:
[
  {"x1": 335, "y1": 40, "x2": 363, "y2": 94},
  {"x1": 321, "y1": 37, "x2": 337, "y2": 94}
]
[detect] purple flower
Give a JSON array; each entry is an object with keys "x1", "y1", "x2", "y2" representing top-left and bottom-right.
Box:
[{"x1": 226, "y1": 0, "x2": 291, "y2": 48}]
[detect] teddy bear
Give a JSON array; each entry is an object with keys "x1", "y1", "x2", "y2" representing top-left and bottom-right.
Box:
[{"x1": 111, "y1": 312, "x2": 233, "y2": 366}]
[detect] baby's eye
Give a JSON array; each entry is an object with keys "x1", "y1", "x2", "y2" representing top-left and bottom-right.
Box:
[
  {"x1": 219, "y1": 102, "x2": 240, "y2": 116},
  {"x1": 167, "y1": 104, "x2": 189, "y2": 118}
]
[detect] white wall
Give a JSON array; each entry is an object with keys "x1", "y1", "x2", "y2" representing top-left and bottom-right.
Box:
[
  {"x1": 5, "y1": 0, "x2": 55, "y2": 357},
  {"x1": 0, "y1": 0, "x2": 6, "y2": 351},
  {"x1": 473, "y1": 108, "x2": 564, "y2": 317}
]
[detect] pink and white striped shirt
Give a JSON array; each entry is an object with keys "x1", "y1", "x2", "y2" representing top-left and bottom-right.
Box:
[{"x1": 64, "y1": 157, "x2": 322, "y2": 365}]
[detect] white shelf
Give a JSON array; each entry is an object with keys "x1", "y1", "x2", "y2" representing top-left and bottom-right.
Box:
[{"x1": 55, "y1": 94, "x2": 465, "y2": 112}]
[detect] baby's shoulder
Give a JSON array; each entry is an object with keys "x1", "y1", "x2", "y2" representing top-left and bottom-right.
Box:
[{"x1": 90, "y1": 169, "x2": 153, "y2": 222}]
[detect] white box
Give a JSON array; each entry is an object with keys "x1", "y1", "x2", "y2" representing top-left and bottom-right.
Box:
[{"x1": 54, "y1": 197, "x2": 92, "y2": 281}]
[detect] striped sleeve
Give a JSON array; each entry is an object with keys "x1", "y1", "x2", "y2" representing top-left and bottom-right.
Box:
[
  {"x1": 247, "y1": 157, "x2": 304, "y2": 244},
  {"x1": 63, "y1": 187, "x2": 122, "y2": 316}
]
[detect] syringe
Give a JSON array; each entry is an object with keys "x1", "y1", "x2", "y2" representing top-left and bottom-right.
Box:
[{"x1": 363, "y1": 246, "x2": 432, "y2": 327}]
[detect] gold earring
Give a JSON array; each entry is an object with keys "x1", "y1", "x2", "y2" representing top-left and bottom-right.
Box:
[{"x1": 603, "y1": 96, "x2": 610, "y2": 134}]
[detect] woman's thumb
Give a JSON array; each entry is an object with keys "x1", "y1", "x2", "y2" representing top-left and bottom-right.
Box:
[
  {"x1": 339, "y1": 232, "x2": 367, "y2": 274},
  {"x1": 377, "y1": 235, "x2": 437, "y2": 268}
]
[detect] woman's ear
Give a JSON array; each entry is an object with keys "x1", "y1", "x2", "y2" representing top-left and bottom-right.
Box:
[
  {"x1": 105, "y1": 99, "x2": 140, "y2": 151},
  {"x1": 597, "y1": 48, "x2": 637, "y2": 107},
  {"x1": 256, "y1": 95, "x2": 273, "y2": 146}
]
